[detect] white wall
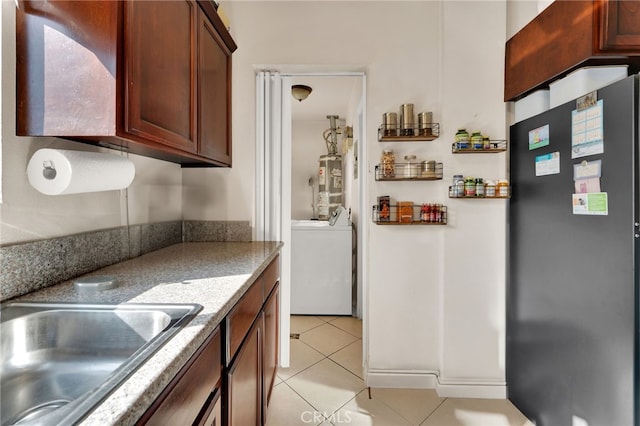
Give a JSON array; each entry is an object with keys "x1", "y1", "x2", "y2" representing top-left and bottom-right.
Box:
[
  {"x1": 1, "y1": 0, "x2": 182, "y2": 245},
  {"x1": 185, "y1": 0, "x2": 510, "y2": 396}
]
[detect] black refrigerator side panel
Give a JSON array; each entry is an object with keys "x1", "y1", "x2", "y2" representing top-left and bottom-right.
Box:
[{"x1": 507, "y1": 75, "x2": 638, "y2": 426}]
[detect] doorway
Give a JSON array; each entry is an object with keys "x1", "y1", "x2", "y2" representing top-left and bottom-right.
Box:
[{"x1": 255, "y1": 71, "x2": 367, "y2": 369}]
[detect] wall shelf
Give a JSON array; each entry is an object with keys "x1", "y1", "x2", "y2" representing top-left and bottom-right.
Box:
[
  {"x1": 372, "y1": 203, "x2": 447, "y2": 225},
  {"x1": 449, "y1": 194, "x2": 510, "y2": 199},
  {"x1": 449, "y1": 185, "x2": 511, "y2": 199},
  {"x1": 378, "y1": 123, "x2": 440, "y2": 142},
  {"x1": 375, "y1": 163, "x2": 443, "y2": 181},
  {"x1": 451, "y1": 140, "x2": 507, "y2": 153}
]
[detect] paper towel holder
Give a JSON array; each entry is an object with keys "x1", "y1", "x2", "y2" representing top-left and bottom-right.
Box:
[{"x1": 42, "y1": 160, "x2": 57, "y2": 180}]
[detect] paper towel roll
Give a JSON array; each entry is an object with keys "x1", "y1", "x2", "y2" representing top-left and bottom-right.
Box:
[{"x1": 27, "y1": 148, "x2": 135, "y2": 195}]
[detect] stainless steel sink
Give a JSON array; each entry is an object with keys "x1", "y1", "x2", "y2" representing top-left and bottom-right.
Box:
[{"x1": 0, "y1": 302, "x2": 202, "y2": 426}]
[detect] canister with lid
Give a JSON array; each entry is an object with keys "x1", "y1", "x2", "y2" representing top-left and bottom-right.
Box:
[
  {"x1": 382, "y1": 112, "x2": 398, "y2": 136},
  {"x1": 418, "y1": 112, "x2": 433, "y2": 136},
  {"x1": 400, "y1": 104, "x2": 414, "y2": 136},
  {"x1": 404, "y1": 155, "x2": 418, "y2": 178}
]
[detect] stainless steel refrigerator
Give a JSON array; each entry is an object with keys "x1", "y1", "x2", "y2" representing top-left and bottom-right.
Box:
[{"x1": 508, "y1": 74, "x2": 639, "y2": 426}]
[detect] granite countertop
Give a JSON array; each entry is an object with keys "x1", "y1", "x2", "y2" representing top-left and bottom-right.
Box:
[{"x1": 13, "y1": 241, "x2": 282, "y2": 425}]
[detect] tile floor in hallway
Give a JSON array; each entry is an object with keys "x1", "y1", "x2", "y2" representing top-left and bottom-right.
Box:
[{"x1": 266, "y1": 315, "x2": 532, "y2": 426}]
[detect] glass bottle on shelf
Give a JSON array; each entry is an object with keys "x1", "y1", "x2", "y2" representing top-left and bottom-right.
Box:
[{"x1": 381, "y1": 149, "x2": 395, "y2": 178}]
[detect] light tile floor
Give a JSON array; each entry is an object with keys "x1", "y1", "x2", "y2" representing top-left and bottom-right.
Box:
[{"x1": 267, "y1": 315, "x2": 533, "y2": 426}]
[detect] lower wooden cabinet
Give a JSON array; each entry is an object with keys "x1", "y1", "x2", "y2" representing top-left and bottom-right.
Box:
[
  {"x1": 263, "y1": 285, "x2": 280, "y2": 408},
  {"x1": 196, "y1": 388, "x2": 222, "y2": 426},
  {"x1": 137, "y1": 327, "x2": 221, "y2": 425},
  {"x1": 226, "y1": 313, "x2": 263, "y2": 425},
  {"x1": 138, "y1": 255, "x2": 280, "y2": 426},
  {"x1": 224, "y1": 256, "x2": 280, "y2": 426}
]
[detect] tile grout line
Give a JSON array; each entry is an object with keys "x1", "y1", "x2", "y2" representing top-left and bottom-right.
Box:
[
  {"x1": 418, "y1": 397, "x2": 449, "y2": 425},
  {"x1": 325, "y1": 354, "x2": 365, "y2": 382}
]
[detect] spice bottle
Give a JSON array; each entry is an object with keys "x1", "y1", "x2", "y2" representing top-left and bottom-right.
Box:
[
  {"x1": 482, "y1": 136, "x2": 491, "y2": 150},
  {"x1": 420, "y1": 204, "x2": 430, "y2": 222},
  {"x1": 455, "y1": 129, "x2": 470, "y2": 150},
  {"x1": 497, "y1": 179, "x2": 509, "y2": 197},
  {"x1": 485, "y1": 180, "x2": 496, "y2": 197},
  {"x1": 471, "y1": 131, "x2": 483, "y2": 149},
  {"x1": 475, "y1": 177, "x2": 485, "y2": 197},
  {"x1": 464, "y1": 177, "x2": 476, "y2": 197}
]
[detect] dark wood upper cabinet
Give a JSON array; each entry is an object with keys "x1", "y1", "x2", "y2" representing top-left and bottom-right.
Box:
[
  {"x1": 16, "y1": 0, "x2": 236, "y2": 167},
  {"x1": 125, "y1": 0, "x2": 198, "y2": 155},
  {"x1": 505, "y1": 0, "x2": 640, "y2": 101},
  {"x1": 599, "y1": 0, "x2": 640, "y2": 50},
  {"x1": 198, "y1": 9, "x2": 232, "y2": 165}
]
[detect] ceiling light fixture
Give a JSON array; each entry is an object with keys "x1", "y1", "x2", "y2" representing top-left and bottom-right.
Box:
[{"x1": 291, "y1": 84, "x2": 312, "y2": 102}]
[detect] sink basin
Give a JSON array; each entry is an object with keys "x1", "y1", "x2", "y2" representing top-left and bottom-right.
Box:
[{"x1": 0, "y1": 302, "x2": 202, "y2": 425}]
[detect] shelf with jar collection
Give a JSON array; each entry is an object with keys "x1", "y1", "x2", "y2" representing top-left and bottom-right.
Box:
[
  {"x1": 451, "y1": 139, "x2": 507, "y2": 153},
  {"x1": 451, "y1": 129, "x2": 507, "y2": 153},
  {"x1": 378, "y1": 123, "x2": 440, "y2": 142},
  {"x1": 448, "y1": 176, "x2": 511, "y2": 199},
  {"x1": 372, "y1": 197, "x2": 447, "y2": 225},
  {"x1": 375, "y1": 160, "x2": 443, "y2": 181},
  {"x1": 449, "y1": 128, "x2": 511, "y2": 199}
]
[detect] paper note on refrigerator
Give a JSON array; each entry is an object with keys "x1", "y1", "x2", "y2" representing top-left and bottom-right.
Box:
[
  {"x1": 571, "y1": 100, "x2": 604, "y2": 159},
  {"x1": 535, "y1": 152, "x2": 560, "y2": 176},
  {"x1": 572, "y1": 192, "x2": 608, "y2": 215}
]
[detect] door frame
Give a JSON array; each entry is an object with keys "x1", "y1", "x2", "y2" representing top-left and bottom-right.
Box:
[{"x1": 256, "y1": 71, "x2": 368, "y2": 369}]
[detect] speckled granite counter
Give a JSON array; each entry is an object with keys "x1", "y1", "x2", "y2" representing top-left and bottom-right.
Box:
[{"x1": 12, "y1": 241, "x2": 282, "y2": 425}]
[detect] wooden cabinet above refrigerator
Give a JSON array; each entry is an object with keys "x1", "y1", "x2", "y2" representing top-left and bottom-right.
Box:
[
  {"x1": 16, "y1": 0, "x2": 236, "y2": 167},
  {"x1": 505, "y1": 0, "x2": 640, "y2": 102}
]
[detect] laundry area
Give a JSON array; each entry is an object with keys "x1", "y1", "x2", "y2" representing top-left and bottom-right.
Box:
[{"x1": 289, "y1": 77, "x2": 362, "y2": 317}]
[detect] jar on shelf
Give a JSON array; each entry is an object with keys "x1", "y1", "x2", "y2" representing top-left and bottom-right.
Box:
[
  {"x1": 455, "y1": 129, "x2": 470, "y2": 149},
  {"x1": 471, "y1": 132, "x2": 483, "y2": 149},
  {"x1": 381, "y1": 149, "x2": 395, "y2": 178},
  {"x1": 433, "y1": 204, "x2": 442, "y2": 223},
  {"x1": 420, "y1": 204, "x2": 430, "y2": 222},
  {"x1": 485, "y1": 180, "x2": 496, "y2": 197},
  {"x1": 397, "y1": 201, "x2": 413, "y2": 223},
  {"x1": 482, "y1": 136, "x2": 491, "y2": 150},
  {"x1": 382, "y1": 112, "x2": 398, "y2": 136},
  {"x1": 475, "y1": 177, "x2": 485, "y2": 197},
  {"x1": 464, "y1": 177, "x2": 476, "y2": 197},
  {"x1": 404, "y1": 154, "x2": 418, "y2": 178},
  {"x1": 453, "y1": 174, "x2": 464, "y2": 197},
  {"x1": 497, "y1": 179, "x2": 510, "y2": 197}
]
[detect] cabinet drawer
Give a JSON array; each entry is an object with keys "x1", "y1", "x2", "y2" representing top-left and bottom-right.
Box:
[
  {"x1": 263, "y1": 255, "x2": 280, "y2": 300},
  {"x1": 139, "y1": 327, "x2": 221, "y2": 425},
  {"x1": 225, "y1": 279, "x2": 263, "y2": 364}
]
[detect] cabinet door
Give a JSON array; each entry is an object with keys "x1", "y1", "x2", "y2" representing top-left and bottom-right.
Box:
[
  {"x1": 263, "y1": 283, "x2": 279, "y2": 409},
  {"x1": 598, "y1": 0, "x2": 640, "y2": 51},
  {"x1": 226, "y1": 315, "x2": 263, "y2": 426},
  {"x1": 197, "y1": 389, "x2": 222, "y2": 426},
  {"x1": 124, "y1": 0, "x2": 198, "y2": 153},
  {"x1": 138, "y1": 327, "x2": 221, "y2": 425},
  {"x1": 198, "y1": 9, "x2": 232, "y2": 165}
]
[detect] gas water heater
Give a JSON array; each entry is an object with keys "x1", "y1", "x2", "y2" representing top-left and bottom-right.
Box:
[{"x1": 318, "y1": 115, "x2": 343, "y2": 220}]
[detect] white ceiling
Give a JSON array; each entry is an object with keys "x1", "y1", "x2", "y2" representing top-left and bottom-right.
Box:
[{"x1": 290, "y1": 75, "x2": 361, "y2": 123}]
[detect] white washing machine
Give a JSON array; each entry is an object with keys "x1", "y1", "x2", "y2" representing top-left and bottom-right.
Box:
[{"x1": 291, "y1": 208, "x2": 352, "y2": 315}]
